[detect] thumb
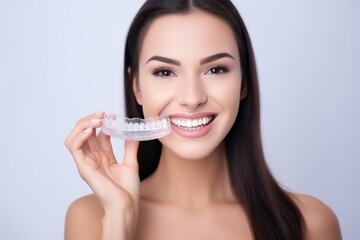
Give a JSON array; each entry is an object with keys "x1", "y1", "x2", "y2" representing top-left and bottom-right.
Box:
[{"x1": 123, "y1": 140, "x2": 139, "y2": 171}]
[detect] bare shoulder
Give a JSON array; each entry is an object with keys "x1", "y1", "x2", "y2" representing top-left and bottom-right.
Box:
[
  {"x1": 290, "y1": 193, "x2": 342, "y2": 240},
  {"x1": 65, "y1": 194, "x2": 104, "y2": 240}
]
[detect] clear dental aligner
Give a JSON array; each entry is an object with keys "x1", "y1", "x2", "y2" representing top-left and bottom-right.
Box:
[{"x1": 101, "y1": 114, "x2": 171, "y2": 141}]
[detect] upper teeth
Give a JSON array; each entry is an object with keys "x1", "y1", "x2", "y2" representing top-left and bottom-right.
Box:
[{"x1": 170, "y1": 116, "x2": 213, "y2": 128}]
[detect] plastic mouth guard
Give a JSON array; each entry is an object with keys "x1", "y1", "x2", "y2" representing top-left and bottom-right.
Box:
[{"x1": 101, "y1": 114, "x2": 171, "y2": 141}]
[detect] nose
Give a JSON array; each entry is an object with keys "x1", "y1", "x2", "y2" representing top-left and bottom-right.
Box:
[{"x1": 177, "y1": 75, "x2": 207, "y2": 109}]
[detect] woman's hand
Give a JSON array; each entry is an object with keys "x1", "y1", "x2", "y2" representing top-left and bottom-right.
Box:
[{"x1": 65, "y1": 112, "x2": 140, "y2": 239}]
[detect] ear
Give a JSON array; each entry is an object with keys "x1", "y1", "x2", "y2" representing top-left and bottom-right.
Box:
[
  {"x1": 129, "y1": 67, "x2": 142, "y2": 105},
  {"x1": 240, "y1": 79, "x2": 248, "y2": 100}
]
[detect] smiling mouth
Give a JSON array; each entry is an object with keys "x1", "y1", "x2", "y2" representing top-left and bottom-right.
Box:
[{"x1": 170, "y1": 115, "x2": 216, "y2": 130}]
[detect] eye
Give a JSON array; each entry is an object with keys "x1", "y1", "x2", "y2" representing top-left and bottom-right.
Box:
[
  {"x1": 205, "y1": 65, "x2": 229, "y2": 75},
  {"x1": 152, "y1": 68, "x2": 176, "y2": 77}
]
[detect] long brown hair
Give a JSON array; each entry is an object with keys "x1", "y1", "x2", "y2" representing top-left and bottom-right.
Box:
[{"x1": 123, "y1": 0, "x2": 304, "y2": 239}]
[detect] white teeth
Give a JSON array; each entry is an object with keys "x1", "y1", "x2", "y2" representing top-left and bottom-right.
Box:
[
  {"x1": 181, "y1": 119, "x2": 186, "y2": 126},
  {"x1": 186, "y1": 119, "x2": 192, "y2": 128},
  {"x1": 170, "y1": 116, "x2": 213, "y2": 128}
]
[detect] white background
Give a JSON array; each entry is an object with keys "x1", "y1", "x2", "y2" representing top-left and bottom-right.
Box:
[{"x1": 0, "y1": 0, "x2": 359, "y2": 239}]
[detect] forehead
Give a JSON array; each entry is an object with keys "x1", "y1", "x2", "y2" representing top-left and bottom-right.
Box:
[{"x1": 139, "y1": 10, "x2": 239, "y2": 63}]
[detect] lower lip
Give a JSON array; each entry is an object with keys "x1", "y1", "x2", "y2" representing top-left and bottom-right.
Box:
[{"x1": 170, "y1": 118, "x2": 216, "y2": 138}]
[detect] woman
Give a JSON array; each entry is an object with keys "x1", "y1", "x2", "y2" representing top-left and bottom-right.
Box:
[{"x1": 65, "y1": 0, "x2": 341, "y2": 239}]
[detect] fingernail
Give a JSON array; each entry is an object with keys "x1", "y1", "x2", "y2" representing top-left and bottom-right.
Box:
[
  {"x1": 91, "y1": 118, "x2": 102, "y2": 123},
  {"x1": 84, "y1": 127, "x2": 93, "y2": 133},
  {"x1": 94, "y1": 112, "x2": 104, "y2": 116}
]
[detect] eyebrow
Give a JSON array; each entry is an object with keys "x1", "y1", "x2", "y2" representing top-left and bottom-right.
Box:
[
  {"x1": 200, "y1": 52, "x2": 235, "y2": 65},
  {"x1": 145, "y1": 56, "x2": 180, "y2": 66},
  {"x1": 145, "y1": 52, "x2": 235, "y2": 66}
]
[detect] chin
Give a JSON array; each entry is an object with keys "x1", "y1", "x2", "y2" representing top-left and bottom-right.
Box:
[{"x1": 160, "y1": 138, "x2": 226, "y2": 161}]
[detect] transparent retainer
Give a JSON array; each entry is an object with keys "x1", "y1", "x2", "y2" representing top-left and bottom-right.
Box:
[{"x1": 101, "y1": 114, "x2": 171, "y2": 141}]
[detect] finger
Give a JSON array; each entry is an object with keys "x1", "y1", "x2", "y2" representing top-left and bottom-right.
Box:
[
  {"x1": 68, "y1": 129, "x2": 105, "y2": 182},
  {"x1": 65, "y1": 115, "x2": 103, "y2": 168},
  {"x1": 67, "y1": 126, "x2": 93, "y2": 154},
  {"x1": 65, "y1": 112, "x2": 104, "y2": 147},
  {"x1": 86, "y1": 125, "x2": 101, "y2": 152},
  {"x1": 67, "y1": 127, "x2": 94, "y2": 170},
  {"x1": 97, "y1": 132, "x2": 117, "y2": 167},
  {"x1": 123, "y1": 141, "x2": 139, "y2": 170},
  {"x1": 97, "y1": 131, "x2": 114, "y2": 153},
  {"x1": 66, "y1": 113, "x2": 104, "y2": 153},
  {"x1": 82, "y1": 138, "x2": 91, "y2": 152}
]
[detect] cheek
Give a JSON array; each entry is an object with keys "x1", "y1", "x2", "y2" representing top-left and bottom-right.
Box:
[
  {"x1": 211, "y1": 78, "x2": 242, "y2": 110},
  {"x1": 139, "y1": 82, "x2": 173, "y2": 117},
  {"x1": 228, "y1": 81, "x2": 242, "y2": 110}
]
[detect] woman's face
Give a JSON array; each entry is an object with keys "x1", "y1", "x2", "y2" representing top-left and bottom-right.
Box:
[{"x1": 133, "y1": 10, "x2": 246, "y2": 160}]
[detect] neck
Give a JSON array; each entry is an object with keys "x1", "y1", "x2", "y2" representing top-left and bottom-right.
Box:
[{"x1": 141, "y1": 142, "x2": 236, "y2": 206}]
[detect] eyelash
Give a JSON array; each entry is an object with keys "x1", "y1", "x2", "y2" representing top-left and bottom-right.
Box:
[
  {"x1": 205, "y1": 65, "x2": 229, "y2": 75},
  {"x1": 152, "y1": 65, "x2": 229, "y2": 77},
  {"x1": 152, "y1": 68, "x2": 176, "y2": 77}
]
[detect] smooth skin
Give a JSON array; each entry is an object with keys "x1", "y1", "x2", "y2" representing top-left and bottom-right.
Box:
[
  {"x1": 65, "y1": 112, "x2": 140, "y2": 239},
  {"x1": 65, "y1": 10, "x2": 341, "y2": 240}
]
